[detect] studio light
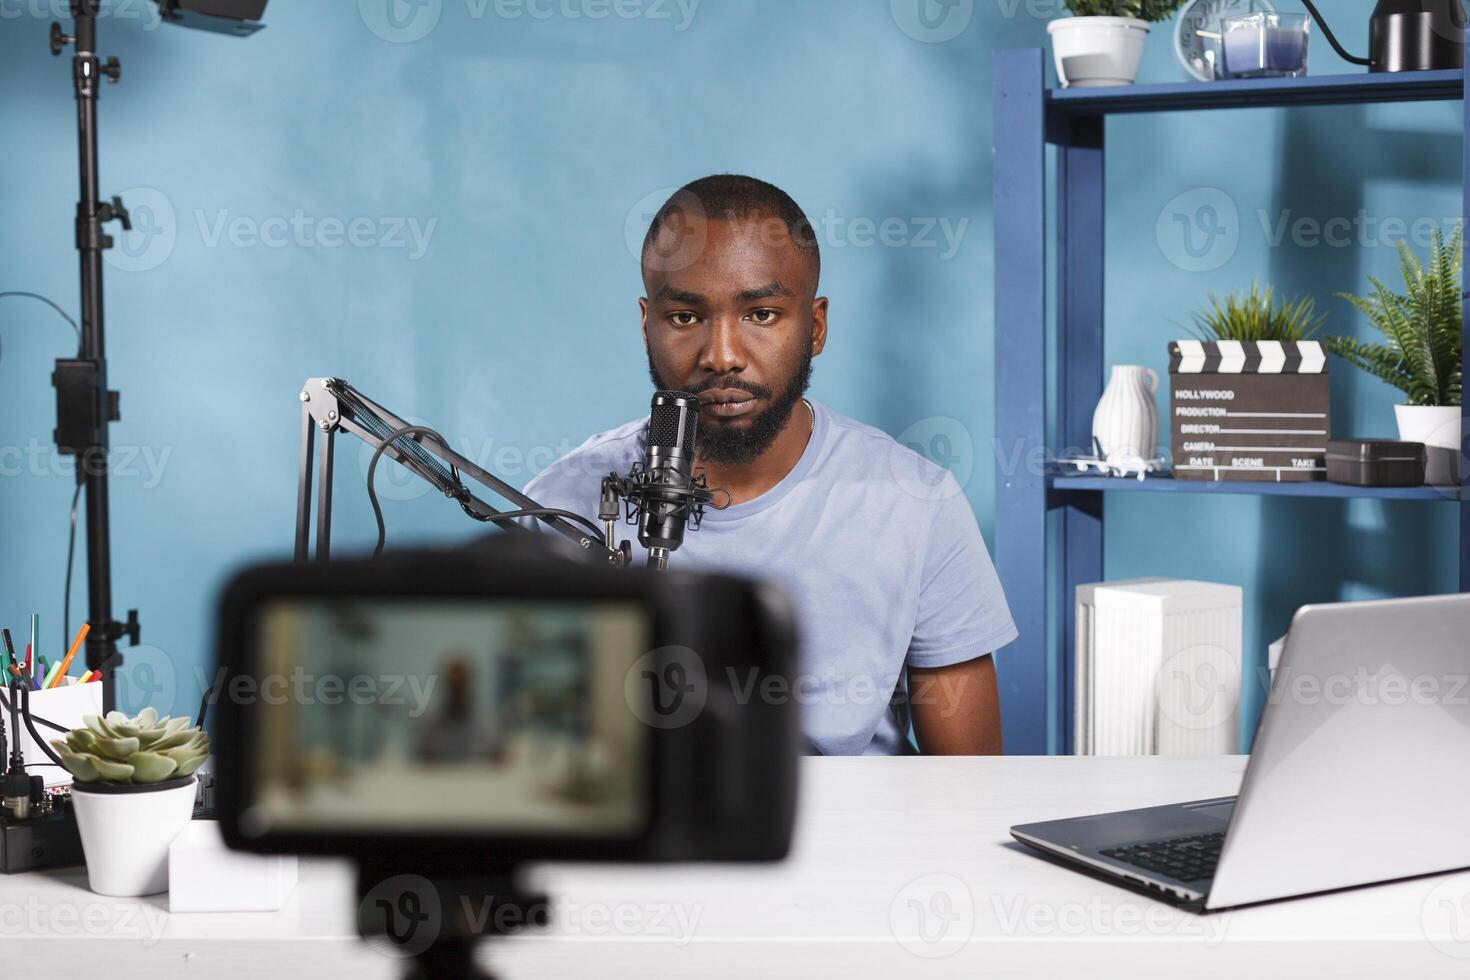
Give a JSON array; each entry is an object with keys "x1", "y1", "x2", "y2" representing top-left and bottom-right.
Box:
[{"x1": 154, "y1": 0, "x2": 267, "y2": 37}]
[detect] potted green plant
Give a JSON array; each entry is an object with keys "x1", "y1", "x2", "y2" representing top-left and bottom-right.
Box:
[
  {"x1": 1189, "y1": 281, "x2": 1327, "y2": 343},
  {"x1": 1048, "y1": 0, "x2": 1189, "y2": 88},
  {"x1": 52, "y1": 707, "x2": 209, "y2": 897},
  {"x1": 1326, "y1": 226, "x2": 1464, "y2": 485},
  {"x1": 1168, "y1": 283, "x2": 1332, "y2": 484}
]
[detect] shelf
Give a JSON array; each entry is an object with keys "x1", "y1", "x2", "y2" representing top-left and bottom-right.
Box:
[
  {"x1": 1046, "y1": 69, "x2": 1464, "y2": 117},
  {"x1": 1048, "y1": 474, "x2": 1465, "y2": 501},
  {"x1": 991, "y1": 46, "x2": 1470, "y2": 755}
]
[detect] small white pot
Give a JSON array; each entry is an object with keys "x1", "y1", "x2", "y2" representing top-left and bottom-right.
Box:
[
  {"x1": 1395, "y1": 404, "x2": 1464, "y2": 486},
  {"x1": 1048, "y1": 16, "x2": 1151, "y2": 88},
  {"x1": 71, "y1": 777, "x2": 197, "y2": 897}
]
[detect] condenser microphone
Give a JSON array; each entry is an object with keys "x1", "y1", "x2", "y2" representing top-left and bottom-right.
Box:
[{"x1": 635, "y1": 390, "x2": 713, "y2": 569}]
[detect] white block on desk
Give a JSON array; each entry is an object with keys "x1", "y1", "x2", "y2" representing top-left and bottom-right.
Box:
[{"x1": 169, "y1": 820, "x2": 297, "y2": 912}]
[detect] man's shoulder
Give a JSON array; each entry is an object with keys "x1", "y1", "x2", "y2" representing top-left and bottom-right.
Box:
[
  {"x1": 524, "y1": 416, "x2": 646, "y2": 504},
  {"x1": 818, "y1": 403, "x2": 957, "y2": 498}
]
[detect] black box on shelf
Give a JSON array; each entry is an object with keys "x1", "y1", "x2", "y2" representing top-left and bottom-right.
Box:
[
  {"x1": 1325, "y1": 439, "x2": 1428, "y2": 488},
  {"x1": 1168, "y1": 340, "x2": 1331, "y2": 483}
]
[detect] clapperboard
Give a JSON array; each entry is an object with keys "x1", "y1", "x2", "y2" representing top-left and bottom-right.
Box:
[{"x1": 1168, "y1": 340, "x2": 1331, "y2": 483}]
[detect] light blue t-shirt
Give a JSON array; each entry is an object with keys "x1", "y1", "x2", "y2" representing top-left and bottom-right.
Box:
[{"x1": 522, "y1": 399, "x2": 1018, "y2": 756}]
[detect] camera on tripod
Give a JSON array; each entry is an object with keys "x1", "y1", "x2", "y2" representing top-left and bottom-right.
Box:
[{"x1": 212, "y1": 536, "x2": 801, "y2": 974}]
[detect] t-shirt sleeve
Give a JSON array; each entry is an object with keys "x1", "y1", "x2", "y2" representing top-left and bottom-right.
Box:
[
  {"x1": 517, "y1": 466, "x2": 591, "y2": 534},
  {"x1": 905, "y1": 473, "x2": 1019, "y2": 669}
]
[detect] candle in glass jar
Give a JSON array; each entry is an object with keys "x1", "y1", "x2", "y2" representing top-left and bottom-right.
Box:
[{"x1": 1220, "y1": 14, "x2": 1310, "y2": 79}]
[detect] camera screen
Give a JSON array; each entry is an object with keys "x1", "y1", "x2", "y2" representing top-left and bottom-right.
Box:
[{"x1": 241, "y1": 598, "x2": 650, "y2": 837}]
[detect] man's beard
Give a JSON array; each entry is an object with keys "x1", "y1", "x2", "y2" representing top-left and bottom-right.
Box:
[{"x1": 647, "y1": 342, "x2": 814, "y2": 466}]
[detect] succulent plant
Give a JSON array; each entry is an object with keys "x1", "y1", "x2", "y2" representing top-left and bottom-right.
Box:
[{"x1": 52, "y1": 708, "x2": 210, "y2": 786}]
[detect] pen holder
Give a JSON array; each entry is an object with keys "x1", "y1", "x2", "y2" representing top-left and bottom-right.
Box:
[{"x1": 16, "y1": 677, "x2": 104, "y2": 786}]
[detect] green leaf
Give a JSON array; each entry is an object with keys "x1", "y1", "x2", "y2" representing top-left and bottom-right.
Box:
[
  {"x1": 125, "y1": 752, "x2": 179, "y2": 784},
  {"x1": 93, "y1": 736, "x2": 141, "y2": 761},
  {"x1": 1187, "y1": 281, "x2": 1325, "y2": 344},
  {"x1": 104, "y1": 711, "x2": 141, "y2": 739},
  {"x1": 148, "y1": 729, "x2": 200, "y2": 752},
  {"x1": 1327, "y1": 222, "x2": 1463, "y2": 407},
  {"x1": 174, "y1": 754, "x2": 207, "y2": 777},
  {"x1": 90, "y1": 756, "x2": 135, "y2": 782},
  {"x1": 1063, "y1": 0, "x2": 1187, "y2": 21},
  {"x1": 56, "y1": 750, "x2": 100, "y2": 783},
  {"x1": 65, "y1": 729, "x2": 98, "y2": 753}
]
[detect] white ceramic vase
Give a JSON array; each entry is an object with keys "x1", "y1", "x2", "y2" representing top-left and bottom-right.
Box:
[
  {"x1": 1093, "y1": 365, "x2": 1160, "y2": 463},
  {"x1": 1047, "y1": 16, "x2": 1150, "y2": 88},
  {"x1": 1395, "y1": 404, "x2": 1464, "y2": 486},
  {"x1": 71, "y1": 777, "x2": 197, "y2": 897}
]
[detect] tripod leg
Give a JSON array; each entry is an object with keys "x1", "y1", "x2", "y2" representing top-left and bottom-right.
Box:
[{"x1": 405, "y1": 937, "x2": 495, "y2": 980}]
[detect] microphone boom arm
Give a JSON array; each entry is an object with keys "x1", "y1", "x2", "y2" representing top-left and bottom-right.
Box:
[{"x1": 294, "y1": 377, "x2": 621, "y2": 565}]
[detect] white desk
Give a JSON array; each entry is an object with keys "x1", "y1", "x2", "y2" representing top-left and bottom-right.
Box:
[{"x1": 5, "y1": 756, "x2": 1469, "y2": 978}]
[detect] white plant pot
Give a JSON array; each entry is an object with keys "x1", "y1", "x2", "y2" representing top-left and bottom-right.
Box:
[
  {"x1": 1048, "y1": 16, "x2": 1150, "y2": 88},
  {"x1": 71, "y1": 777, "x2": 197, "y2": 897},
  {"x1": 1093, "y1": 364, "x2": 1160, "y2": 462},
  {"x1": 1395, "y1": 404, "x2": 1464, "y2": 486}
]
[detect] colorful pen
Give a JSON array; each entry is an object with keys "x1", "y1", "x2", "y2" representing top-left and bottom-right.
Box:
[{"x1": 49, "y1": 623, "x2": 89, "y2": 689}]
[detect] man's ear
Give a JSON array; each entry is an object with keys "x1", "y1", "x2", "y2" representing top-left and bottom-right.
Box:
[
  {"x1": 810, "y1": 296, "x2": 829, "y2": 356},
  {"x1": 639, "y1": 297, "x2": 650, "y2": 349}
]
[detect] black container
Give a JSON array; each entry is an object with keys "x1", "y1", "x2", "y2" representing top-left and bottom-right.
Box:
[
  {"x1": 1326, "y1": 439, "x2": 1427, "y2": 487},
  {"x1": 1370, "y1": 0, "x2": 1466, "y2": 72},
  {"x1": 1302, "y1": 0, "x2": 1466, "y2": 72}
]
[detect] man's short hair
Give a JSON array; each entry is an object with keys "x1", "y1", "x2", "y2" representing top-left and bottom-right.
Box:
[{"x1": 641, "y1": 174, "x2": 820, "y2": 280}]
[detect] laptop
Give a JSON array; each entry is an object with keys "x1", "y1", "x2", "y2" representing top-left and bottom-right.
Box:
[{"x1": 1011, "y1": 593, "x2": 1470, "y2": 911}]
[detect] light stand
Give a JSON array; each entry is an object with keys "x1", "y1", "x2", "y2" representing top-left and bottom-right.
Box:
[
  {"x1": 49, "y1": 2, "x2": 137, "y2": 713},
  {"x1": 46, "y1": 1, "x2": 267, "y2": 713}
]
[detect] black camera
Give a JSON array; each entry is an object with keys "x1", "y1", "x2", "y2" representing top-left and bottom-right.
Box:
[{"x1": 213, "y1": 536, "x2": 799, "y2": 969}]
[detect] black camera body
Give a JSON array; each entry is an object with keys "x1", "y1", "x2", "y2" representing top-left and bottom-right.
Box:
[{"x1": 213, "y1": 537, "x2": 800, "y2": 878}]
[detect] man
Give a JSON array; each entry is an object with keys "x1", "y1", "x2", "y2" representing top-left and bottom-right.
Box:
[{"x1": 524, "y1": 174, "x2": 1016, "y2": 755}]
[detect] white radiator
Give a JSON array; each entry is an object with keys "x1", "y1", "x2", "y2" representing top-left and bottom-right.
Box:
[{"x1": 1076, "y1": 579, "x2": 1242, "y2": 756}]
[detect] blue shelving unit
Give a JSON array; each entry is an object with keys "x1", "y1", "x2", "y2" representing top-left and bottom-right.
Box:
[{"x1": 992, "y1": 50, "x2": 1470, "y2": 755}]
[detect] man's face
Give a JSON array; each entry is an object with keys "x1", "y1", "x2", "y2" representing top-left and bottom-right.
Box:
[{"x1": 640, "y1": 213, "x2": 827, "y2": 466}]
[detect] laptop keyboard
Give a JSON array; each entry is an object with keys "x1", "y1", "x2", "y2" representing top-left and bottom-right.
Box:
[{"x1": 1100, "y1": 832, "x2": 1225, "y2": 882}]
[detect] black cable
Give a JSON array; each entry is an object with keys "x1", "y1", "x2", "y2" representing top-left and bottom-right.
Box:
[
  {"x1": 365, "y1": 424, "x2": 458, "y2": 557},
  {"x1": 194, "y1": 673, "x2": 224, "y2": 731},
  {"x1": 20, "y1": 689, "x2": 65, "y2": 767},
  {"x1": 457, "y1": 503, "x2": 608, "y2": 540},
  {"x1": 0, "y1": 293, "x2": 86, "y2": 654},
  {"x1": 64, "y1": 481, "x2": 82, "y2": 656},
  {"x1": 365, "y1": 425, "x2": 606, "y2": 557},
  {"x1": 0, "y1": 291, "x2": 83, "y2": 355},
  {"x1": 0, "y1": 687, "x2": 68, "y2": 769},
  {"x1": 1299, "y1": 1, "x2": 1372, "y2": 66},
  {"x1": 0, "y1": 690, "x2": 68, "y2": 735}
]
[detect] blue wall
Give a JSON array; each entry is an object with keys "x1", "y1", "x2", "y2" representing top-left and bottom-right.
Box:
[{"x1": 0, "y1": 1, "x2": 1457, "y2": 735}]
